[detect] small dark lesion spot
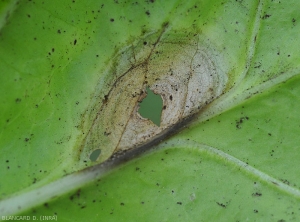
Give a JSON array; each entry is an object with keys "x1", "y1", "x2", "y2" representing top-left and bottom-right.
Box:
[
  {"x1": 145, "y1": 10, "x2": 150, "y2": 16},
  {"x1": 57, "y1": 29, "x2": 61, "y2": 34},
  {"x1": 15, "y1": 98, "x2": 21, "y2": 103},
  {"x1": 120, "y1": 202, "x2": 125, "y2": 206},
  {"x1": 143, "y1": 41, "x2": 147, "y2": 45},
  {"x1": 216, "y1": 202, "x2": 226, "y2": 208},
  {"x1": 252, "y1": 192, "x2": 262, "y2": 197},
  {"x1": 280, "y1": 179, "x2": 290, "y2": 185},
  {"x1": 27, "y1": 14, "x2": 31, "y2": 18},
  {"x1": 103, "y1": 94, "x2": 109, "y2": 104},
  {"x1": 24, "y1": 138, "x2": 30, "y2": 142},
  {"x1": 254, "y1": 209, "x2": 258, "y2": 213},
  {"x1": 169, "y1": 95, "x2": 173, "y2": 101},
  {"x1": 262, "y1": 14, "x2": 271, "y2": 19},
  {"x1": 176, "y1": 202, "x2": 182, "y2": 205},
  {"x1": 44, "y1": 203, "x2": 49, "y2": 208},
  {"x1": 235, "y1": 116, "x2": 249, "y2": 129},
  {"x1": 110, "y1": 18, "x2": 115, "y2": 22},
  {"x1": 104, "y1": 131, "x2": 111, "y2": 136},
  {"x1": 74, "y1": 39, "x2": 77, "y2": 45},
  {"x1": 163, "y1": 105, "x2": 166, "y2": 110}
]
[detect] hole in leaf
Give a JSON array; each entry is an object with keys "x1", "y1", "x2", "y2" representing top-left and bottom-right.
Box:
[
  {"x1": 89, "y1": 149, "x2": 101, "y2": 162},
  {"x1": 138, "y1": 87, "x2": 163, "y2": 126}
]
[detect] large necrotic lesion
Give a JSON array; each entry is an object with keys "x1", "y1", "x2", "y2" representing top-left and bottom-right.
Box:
[{"x1": 79, "y1": 29, "x2": 227, "y2": 163}]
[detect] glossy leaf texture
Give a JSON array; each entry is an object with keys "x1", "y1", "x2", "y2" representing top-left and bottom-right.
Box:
[{"x1": 1, "y1": 0, "x2": 300, "y2": 221}]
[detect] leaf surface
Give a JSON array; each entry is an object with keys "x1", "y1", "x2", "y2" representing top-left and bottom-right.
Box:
[{"x1": 1, "y1": 0, "x2": 300, "y2": 220}]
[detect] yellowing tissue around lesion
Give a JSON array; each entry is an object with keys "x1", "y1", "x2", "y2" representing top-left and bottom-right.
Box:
[{"x1": 78, "y1": 30, "x2": 227, "y2": 164}]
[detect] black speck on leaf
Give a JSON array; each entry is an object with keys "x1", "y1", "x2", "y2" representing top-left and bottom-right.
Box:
[
  {"x1": 252, "y1": 192, "x2": 262, "y2": 197},
  {"x1": 110, "y1": 18, "x2": 114, "y2": 22},
  {"x1": 216, "y1": 202, "x2": 226, "y2": 208},
  {"x1": 236, "y1": 116, "x2": 249, "y2": 129},
  {"x1": 57, "y1": 30, "x2": 61, "y2": 34},
  {"x1": 262, "y1": 14, "x2": 271, "y2": 19},
  {"x1": 145, "y1": 10, "x2": 150, "y2": 16},
  {"x1": 74, "y1": 39, "x2": 77, "y2": 45},
  {"x1": 176, "y1": 202, "x2": 182, "y2": 205},
  {"x1": 15, "y1": 98, "x2": 21, "y2": 103}
]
